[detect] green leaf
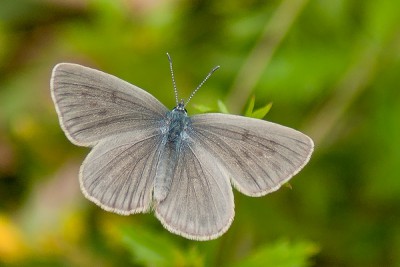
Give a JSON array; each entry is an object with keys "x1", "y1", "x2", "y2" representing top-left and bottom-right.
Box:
[
  {"x1": 233, "y1": 239, "x2": 319, "y2": 267},
  {"x1": 217, "y1": 100, "x2": 230, "y2": 114},
  {"x1": 244, "y1": 95, "x2": 256, "y2": 117},
  {"x1": 251, "y1": 102, "x2": 272, "y2": 119},
  {"x1": 192, "y1": 103, "x2": 214, "y2": 113},
  {"x1": 120, "y1": 225, "x2": 184, "y2": 267},
  {"x1": 284, "y1": 182, "x2": 293, "y2": 190},
  {"x1": 120, "y1": 225, "x2": 204, "y2": 267}
]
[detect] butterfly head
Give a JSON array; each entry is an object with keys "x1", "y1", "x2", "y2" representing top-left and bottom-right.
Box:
[{"x1": 173, "y1": 99, "x2": 187, "y2": 114}]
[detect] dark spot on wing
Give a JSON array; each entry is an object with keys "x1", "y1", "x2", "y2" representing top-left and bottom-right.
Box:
[
  {"x1": 241, "y1": 129, "x2": 251, "y2": 141},
  {"x1": 80, "y1": 91, "x2": 89, "y2": 97},
  {"x1": 98, "y1": 109, "x2": 108, "y2": 116},
  {"x1": 111, "y1": 91, "x2": 117, "y2": 104},
  {"x1": 242, "y1": 150, "x2": 252, "y2": 160}
]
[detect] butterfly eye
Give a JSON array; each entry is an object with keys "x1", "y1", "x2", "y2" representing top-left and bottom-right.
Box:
[{"x1": 177, "y1": 100, "x2": 185, "y2": 110}]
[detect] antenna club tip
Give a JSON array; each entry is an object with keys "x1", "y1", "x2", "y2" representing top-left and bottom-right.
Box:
[{"x1": 212, "y1": 65, "x2": 220, "y2": 73}]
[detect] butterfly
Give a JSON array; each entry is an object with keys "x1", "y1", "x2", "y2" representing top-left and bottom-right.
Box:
[{"x1": 50, "y1": 54, "x2": 314, "y2": 240}]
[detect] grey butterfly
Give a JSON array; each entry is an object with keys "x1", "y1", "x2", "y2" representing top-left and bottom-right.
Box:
[{"x1": 50, "y1": 54, "x2": 314, "y2": 241}]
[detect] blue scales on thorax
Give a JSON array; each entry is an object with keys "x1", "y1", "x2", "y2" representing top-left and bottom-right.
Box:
[
  {"x1": 154, "y1": 101, "x2": 191, "y2": 203},
  {"x1": 166, "y1": 104, "x2": 190, "y2": 143}
]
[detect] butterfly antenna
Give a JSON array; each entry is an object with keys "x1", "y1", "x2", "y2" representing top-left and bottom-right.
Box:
[
  {"x1": 167, "y1": 53, "x2": 179, "y2": 106},
  {"x1": 185, "y1": 65, "x2": 220, "y2": 107}
]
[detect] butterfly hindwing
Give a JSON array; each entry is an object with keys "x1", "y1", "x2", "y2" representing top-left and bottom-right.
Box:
[
  {"x1": 155, "y1": 138, "x2": 234, "y2": 241},
  {"x1": 80, "y1": 129, "x2": 164, "y2": 214}
]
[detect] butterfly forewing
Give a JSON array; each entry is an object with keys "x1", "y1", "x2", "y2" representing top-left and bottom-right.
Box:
[
  {"x1": 190, "y1": 113, "x2": 314, "y2": 196},
  {"x1": 50, "y1": 63, "x2": 168, "y2": 146}
]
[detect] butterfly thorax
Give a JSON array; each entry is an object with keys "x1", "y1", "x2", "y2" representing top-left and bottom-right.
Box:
[{"x1": 166, "y1": 106, "x2": 190, "y2": 143}]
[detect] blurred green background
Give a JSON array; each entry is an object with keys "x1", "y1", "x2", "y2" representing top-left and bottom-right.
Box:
[{"x1": 1, "y1": 0, "x2": 399, "y2": 266}]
